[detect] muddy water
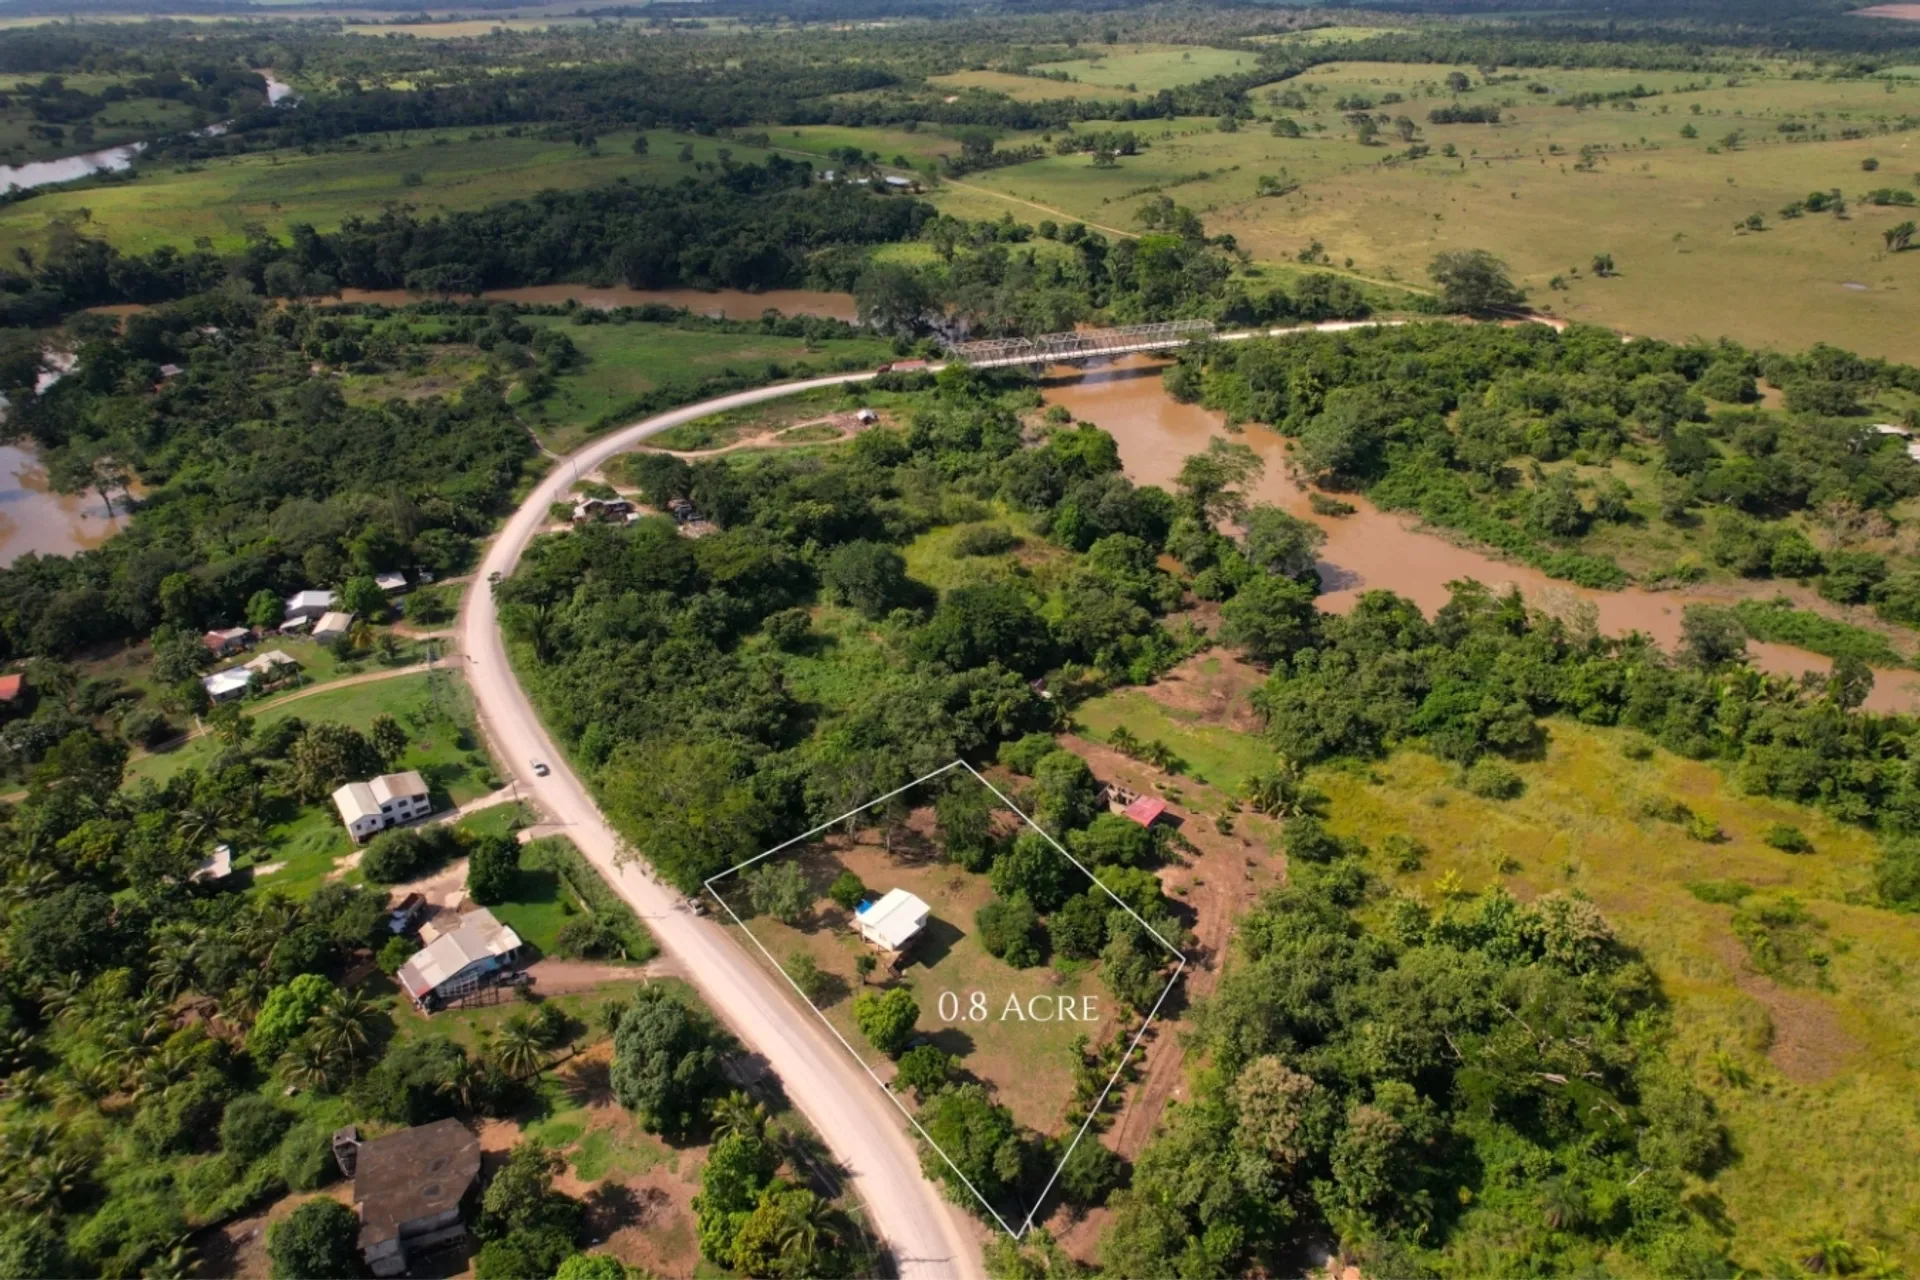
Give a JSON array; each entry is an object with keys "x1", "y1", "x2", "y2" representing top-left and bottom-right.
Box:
[
  {"x1": 332, "y1": 285, "x2": 859, "y2": 322},
  {"x1": 0, "y1": 445, "x2": 130, "y2": 564},
  {"x1": 1043, "y1": 357, "x2": 1920, "y2": 714}
]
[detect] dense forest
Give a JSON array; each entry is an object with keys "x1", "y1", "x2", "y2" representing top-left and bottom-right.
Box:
[{"x1": 1168, "y1": 322, "x2": 1920, "y2": 597}]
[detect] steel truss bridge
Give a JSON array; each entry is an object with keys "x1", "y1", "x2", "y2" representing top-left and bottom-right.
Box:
[{"x1": 946, "y1": 319, "x2": 1215, "y2": 369}]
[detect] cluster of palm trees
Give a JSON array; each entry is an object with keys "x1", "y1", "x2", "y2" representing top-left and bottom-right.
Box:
[
  {"x1": 1242, "y1": 756, "x2": 1322, "y2": 819},
  {"x1": 1104, "y1": 725, "x2": 1183, "y2": 773}
]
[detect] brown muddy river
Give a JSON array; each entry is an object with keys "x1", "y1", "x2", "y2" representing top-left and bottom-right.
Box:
[
  {"x1": 1043, "y1": 357, "x2": 1920, "y2": 714},
  {"x1": 0, "y1": 444, "x2": 130, "y2": 565},
  {"x1": 331, "y1": 285, "x2": 859, "y2": 322}
]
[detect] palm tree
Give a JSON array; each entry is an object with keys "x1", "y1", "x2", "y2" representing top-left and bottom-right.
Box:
[
  {"x1": 1799, "y1": 1229, "x2": 1857, "y2": 1276},
  {"x1": 1106, "y1": 726, "x2": 1141, "y2": 757},
  {"x1": 775, "y1": 1191, "x2": 842, "y2": 1274},
  {"x1": 1244, "y1": 759, "x2": 1317, "y2": 818},
  {"x1": 490, "y1": 1015, "x2": 546, "y2": 1081},
  {"x1": 141, "y1": 1234, "x2": 195, "y2": 1280},
  {"x1": 708, "y1": 1091, "x2": 766, "y2": 1142},
  {"x1": 220, "y1": 969, "x2": 270, "y2": 1027},
  {"x1": 236, "y1": 896, "x2": 302, "y2": 971},
  {"x1": 441, "y1": 1055, "x2": 488, "y2": 1116},
  {"x1": 38, "y1": 973, "x2": 87, "y2": 1025},
  {"x1": 309, "y1": 990, "x2": 372, "y2": 1066},
  {"x1": 148, "y1": 934, "x2": 198, "y2": 1000},
  {"x1": 281, "y1": 1039, "x2": 337, "y2": 1093}
]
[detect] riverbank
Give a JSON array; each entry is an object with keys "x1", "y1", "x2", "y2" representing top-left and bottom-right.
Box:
[{"x1": 1043, "y1": 355, "x2": 1920, "y2": 714}]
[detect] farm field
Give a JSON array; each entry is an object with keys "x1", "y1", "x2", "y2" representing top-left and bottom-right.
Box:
[
  {"x1": 936, "y1": 61, "x2": 1920, "y2": 359},
  {"x1": 523, "y1": 318, "x2": 895, "y2": 449},
  {"x1": 0, "y1": 128, "x2": 787, "y2": 256},
  {"x1": 1069, "y1": 675, "x2": 1920, "y2": 1271},
  {"x1": 1029, "y1": 43, "x2": 1266, "y2": 94}
]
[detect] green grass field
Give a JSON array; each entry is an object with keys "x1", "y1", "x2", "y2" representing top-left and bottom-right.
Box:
[
  {"x1": 0, "y1": 128, "x2": 784, "y2": 257},
  {"x1": 1070, "y1": 680, "x2": 1920, "y2": 1269},
  {"x1": 1030, "y1": 43, "x2": 1264, "y2": 94},
  {"x1": 524, "y1": 319, "x2": 894, "y2": 449},
  {"x1": 931, "y1": 61, "x2": 1920, "y2": 360},
  {"x1": 127, "y1": 668, "x2": 497, "y2": 899}
]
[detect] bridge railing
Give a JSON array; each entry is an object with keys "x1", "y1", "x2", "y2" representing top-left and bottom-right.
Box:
[{"x1": 946, "y1": 319, "x2": 1215, "y2": 367}]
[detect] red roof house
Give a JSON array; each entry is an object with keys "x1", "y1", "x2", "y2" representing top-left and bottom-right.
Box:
[
  {"x1": 0, "y1": 673, "x2": 22, "y2": 705},
  {"x1": 1122, "y1": 795, "x2": 1167, "y2": 828}
]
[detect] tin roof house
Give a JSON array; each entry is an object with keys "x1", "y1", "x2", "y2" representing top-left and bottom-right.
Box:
[{"x1": 395, "y1": 907, "x2": 524, "y2": 1010}]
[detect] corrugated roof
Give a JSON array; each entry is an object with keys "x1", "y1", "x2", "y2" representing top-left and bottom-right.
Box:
[
  {"x1": 396, "y1": 908, "x2": 522, "y2": 998},
  {"x1": 1123, "y1": 795, "x2": 1167, "y2": 827}
]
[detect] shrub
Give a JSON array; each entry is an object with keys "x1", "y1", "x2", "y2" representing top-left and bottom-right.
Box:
[
  {"x1": 976, "y1": 897, "x2": 1044, "y2": 968},
  {"x1": 828, "y1": 870, "x2": 867, "y2": 912},
  {"x1": 1050, "y1": 892, "x2": 1108, "y2": 959},
  {"x1": 1763, "y1": 823, "x2": 1811, "y2": 854},
  {"x1": 467, "y1": 833, "x2": 520, "y2": 906},
  {"x1": 221, "y1": 1095, "x2": 292, "y2": 1164},
  {"x1": 268, "y1": 1198, "x2": 360, "y2": 1280},
  {"x1": 377, "y1": 935, "x2": 414, "y2": 974},
  {"x1": 361, "y1": 825, "x2": 465, "y2": 885},
  {"x1": 998, "y1": 732, "x2": 1056, "y2": 775},
  {"x1": 1464, "y1": 758, "x2": 1524, "y2": 800},
  {"x1": 1621, "y1": 737, "x2": 1655, "y2": 761},
  {"x1": 277, "y1": 1122, "x2": 339, "y2": 1192},
  {"x1": 952, "y1": 524, "x2": 1020, "y2": 557},
  {"x1": 852, "y1": 988, "x2": 919, "y2": 1057},
  {"x1": 1875, "y1": 838, "x2": 1920, "y2": 909},
  {"x1": 894, "y1": 1045, "x2": 954, "y2": 1100},
  {"x1": 1283, "y1": 816, "x2": 1344, "y2": 864},
  {"x1": 763, "y1": 607, "x2": 812, "y2": 651},
  {"x1": 785, "y1": 951, "x2": 829, "y2": 1002},
  {"x1": 1382, "y1": 834, "x2": 1427, "y2": 873},
  {"x1": 1684, "y1": 812, "x2": 1724, "y2": 843},
  {"x1": 1057, "y1": 1136, "x2": 1123, "y2": 1207}
]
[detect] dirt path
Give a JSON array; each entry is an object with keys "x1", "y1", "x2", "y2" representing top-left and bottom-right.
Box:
[{"x1": 635, "y1": 414, "x2": 867, "y2": 460}]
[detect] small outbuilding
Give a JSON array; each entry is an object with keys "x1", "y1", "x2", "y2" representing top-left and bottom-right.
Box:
[
  {"x1": 0, "y1": 672, "x2": 24, "y2": 711},
  {"x1": 312, "y1": 610, "x2": 355, "y2": 643},
  {"x1": 855, "y1": 888, "x2": 930, "y2": 954},
  {"x1": 243, "y1": 649, "x2": 299, "y2": 677},
  {"x1": 202, "y1": 668, "x2": 254, "y2": 703},
  {"x1": 201, "y1": 626, "x2": 251, "y2": 658}
]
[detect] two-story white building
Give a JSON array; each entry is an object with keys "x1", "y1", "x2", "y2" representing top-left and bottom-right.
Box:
[{"x1": 331, "y1": 771, "x2": 432, "y2": 842}]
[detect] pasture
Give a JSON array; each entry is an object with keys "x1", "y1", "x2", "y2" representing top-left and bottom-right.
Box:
[
  {"x1": 933, "y1": 61, "x2": 1920, "y2": 359},
  {"x1": 0, "y1": 128, "x2": 786, "y2": 256},
  {"x1": 1068, "y1": 676, "x2": 1920, "y2": 1271}
]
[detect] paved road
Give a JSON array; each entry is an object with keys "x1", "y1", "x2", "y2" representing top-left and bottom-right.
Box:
[{"x1": 455, "y1": 373, "x2": 987, "y2": 1280}]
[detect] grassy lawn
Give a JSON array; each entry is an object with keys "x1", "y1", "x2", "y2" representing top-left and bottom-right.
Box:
[
  {"x1": 127, "y1": 669, "x2": 498, "y2": 901},
  {"x1": 1071, "y1": 669, "x2": 1920, "y2": 1269},
  {"x1": 525, "y1": 319, "x2": 894, "y2": 450},
  {"x1": 714, "y1": 801, "x2": 1120, "y2": 1147}
]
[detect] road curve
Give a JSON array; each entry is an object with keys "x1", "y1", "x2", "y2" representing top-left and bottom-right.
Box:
[
  {"x1": 456, "y1": 372, "x2": 988, "y2": 1280},
  {"x1": 455, "y1": 321, "x2": 1433, "y2": 1273}
]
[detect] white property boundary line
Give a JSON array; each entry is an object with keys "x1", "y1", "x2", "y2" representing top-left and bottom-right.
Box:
[{"x1": 703, "y1": 758, "x2": 1189, "y2": 1240}]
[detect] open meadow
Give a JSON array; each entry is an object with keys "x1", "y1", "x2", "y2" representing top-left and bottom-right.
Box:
[
  {"x1": 1071, "y1": 661, "x2": 1920, "y2": 1271},
  {"x1": 934, "y1": 60, "x2": 1920, "y2": 359}
]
